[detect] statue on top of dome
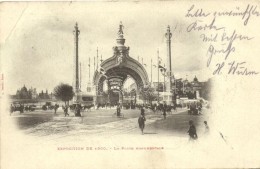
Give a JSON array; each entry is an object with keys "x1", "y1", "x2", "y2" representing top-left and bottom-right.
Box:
[{"x1": 118, "y1": 21, "x2": 124, "y2": 36}]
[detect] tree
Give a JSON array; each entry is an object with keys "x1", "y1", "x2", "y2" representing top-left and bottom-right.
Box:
[
  {"x1": 139, "y1": 86, "x2": 157, "y2": 104},
  {"x1": 53, "y1": 83, "x2": 74, "y2": 105}
]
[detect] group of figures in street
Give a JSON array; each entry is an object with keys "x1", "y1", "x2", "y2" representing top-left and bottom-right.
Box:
[
  {"x1": 62, "y1": 104, "x2": 82, "y2": 117},
  {"x1": 138, "y1": 106, "x2": 209, "y2": 140}
]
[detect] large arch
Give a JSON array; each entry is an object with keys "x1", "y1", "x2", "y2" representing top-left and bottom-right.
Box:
[{"x1": 93, "y1": 23, "x2": 149, "y2": 103}]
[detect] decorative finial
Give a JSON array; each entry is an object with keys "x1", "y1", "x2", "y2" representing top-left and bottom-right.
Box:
[
  {"x1": 165, "y1": 25, "x2": 172, "y2": 39},
  {"x1": 118, "y1": 21, "x2": 124, "y2": 36},
  {"x1": 73, "y1": 22, "x2": 80, "y2": 34}
]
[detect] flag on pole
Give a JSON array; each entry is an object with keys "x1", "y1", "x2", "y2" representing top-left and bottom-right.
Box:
[{"x1": 158, "y1": 65, "x2": 166, "y2": 72}]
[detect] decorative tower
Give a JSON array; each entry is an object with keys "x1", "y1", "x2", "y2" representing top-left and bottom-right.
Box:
[
  {"x1": 163, "y1": 25, "x2": 174, "y2": 105},
  {"x1": 165, "y1": 25, "x2": 172, "y2": 93},
  {"x1": 73, "y1": 22, "x2": 81, "y2": 103},
  {"x1": 73, "y1": 22, "x2": 80, "y2": 93},
  {"x1": 113, "y1": 21, "x2": 130, "y2": 66}
]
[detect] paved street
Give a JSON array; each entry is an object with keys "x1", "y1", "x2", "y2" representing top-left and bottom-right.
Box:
[{"x1": 10, "y1": 107, "x2": 210, "y2": 141}]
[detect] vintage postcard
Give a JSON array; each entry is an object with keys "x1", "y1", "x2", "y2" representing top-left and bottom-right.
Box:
[{"x1": 1, "y1": 1, "x2": 260, "y2": 168}]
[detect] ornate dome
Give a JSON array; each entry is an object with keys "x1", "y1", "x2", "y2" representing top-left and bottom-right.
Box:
[{"x1": 193, "y1": 76, "x2": 198, "y2": 82}]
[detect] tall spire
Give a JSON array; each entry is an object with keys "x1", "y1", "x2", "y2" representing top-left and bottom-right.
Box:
[
  {"x1": 165, "y1": 25, "x2": 172, "y2": 93},
  {"x1": 94, "y1": 56, "x2": 96, "y2": 72},
  {"x1": 73, "y1": 22, "x2": 80, "y2": 93},
  {"x1": 97, "y1": 47, "x2": 99, "y2": 71},
  {"x1": 88, "y1": 57, "x2": 90, "y2": 82}
]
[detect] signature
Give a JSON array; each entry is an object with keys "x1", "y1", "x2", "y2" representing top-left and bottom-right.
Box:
[{"x1": 213, "y1": 61, "x2": 259, "y2": 75}]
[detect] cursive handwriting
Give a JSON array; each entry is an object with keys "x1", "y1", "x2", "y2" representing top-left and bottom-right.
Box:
[
  {"x1": 212, "y1": 61, "x2": 259, "y2": 75},
  {"x1": 200, "y1": 33, "x2": 218, "y2": 42},
  {"x1": 228, "y1": 61, "x2": 259, "y2": 75},
  {"x1": 206, "y1": 43, "x2": 235, "y2": 67},
  {"x1": 185, "y1": 4, "x2": 211, "y2": 17},
  {"x1": 214, "y1": 4, "x2": 260, "y2": 26},
  {"x1": 221, "y1": 30, "x2": 254, "y2": 42},
  {"x1": 187, "y1": 17, "x2": 225, "y2": 32},
  {"x1": 185, "y1": 4, "x2": 258, "y2": 76}
]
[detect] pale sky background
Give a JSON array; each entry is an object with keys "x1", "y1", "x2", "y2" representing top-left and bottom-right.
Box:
[
  {"x1": 1, "y1": 2, "x2": 260, "y2": 167},
  {"x1": 1, "y1": 2, "x2": 216, "y2": 94}
]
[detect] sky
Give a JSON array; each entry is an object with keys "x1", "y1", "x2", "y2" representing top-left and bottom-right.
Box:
[{"x1": 1, "y1": 2, "x2": 212, "y2": 95}]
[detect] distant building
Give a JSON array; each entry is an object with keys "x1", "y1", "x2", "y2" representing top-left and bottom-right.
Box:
[
  {"x1": 13, "y1": 85, "x2": 54, "y2": 101},
  {"x1": 126, "y1": 75, "x2": 207, "y2": 102}
]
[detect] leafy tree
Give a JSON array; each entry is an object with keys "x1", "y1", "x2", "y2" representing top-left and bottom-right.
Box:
[
  {"x1": 53, "y1": 83, "x2": 74, "y2": 105},
  {"x1": 139, "y1": 86, "x2": 157, "y2": 104}
]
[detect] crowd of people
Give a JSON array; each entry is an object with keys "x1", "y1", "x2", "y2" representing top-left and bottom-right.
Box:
[{"x1": 9, "y1": 100, "x2": 208, "y2": 140}]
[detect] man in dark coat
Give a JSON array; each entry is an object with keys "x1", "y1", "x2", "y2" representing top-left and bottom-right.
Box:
[
  {"x1": 75, "y1": 104, "x2": 81, "y2": 117},
  {"x1": 116, "y1": 104, "x2": 121, "y2": 117},
  {"x1": 64, "y1": 105, "x2": 69, "y2": 117},
  {"x1": 54, "y1": 104, "x2": 59, "y2": 115},
  {"x1": 187, "y1": 120, "x2": 198, "y2": 140},
  {"x1": 163, "y1": 103, "x2": 167, "y2": 119},
  {"x1": 138, "y1": 107, "x2": 146, "y2": 135}
]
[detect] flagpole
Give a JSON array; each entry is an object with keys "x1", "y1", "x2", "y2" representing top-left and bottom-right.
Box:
[
  {"x1": 97, "y1": 47, "x2": 99, "y2": 71},
  {"x1": 94, "y1": 56, "x2": 96, "y2": 73},
  {"x1": 88, "y1": 57, "x2": 90, "y2": 82},
  {"x1": 164, "y1": 63, "x2": 165, "y2": 92},
  {"x1": 80, "y1": 62, "x2": 81, "y2": 90},
  {"x1": 157, "y1": 49, "x2": 159, "y2": 104},
  {"x1": 151, "y1": 59, "x2": 152, "y2": 84}
]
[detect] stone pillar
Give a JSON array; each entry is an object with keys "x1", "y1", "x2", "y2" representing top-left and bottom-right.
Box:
[
  {"x1": 165, "y1": 25, "x2": 172, "y2": 93},
  {"x1": 73, "y1": 23, "x2": 80, "y2": 103},
  {"x1": 164, "y1": 26, "x2": 173, "y2": 105},
  {"x1": 73, "y1": 22, "x2": 80, "y2": 93}
]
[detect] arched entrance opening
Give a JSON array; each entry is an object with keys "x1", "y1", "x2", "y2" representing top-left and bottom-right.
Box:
[
  {"x1": 93, "y1": 22, "x2": 149, "y2": 106},
  {"x1": 122, "y1": 76, "x2": 136, "y2": 108}
]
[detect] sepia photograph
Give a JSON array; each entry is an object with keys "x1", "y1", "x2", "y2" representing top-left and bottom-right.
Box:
[{"x1": 1, "y1": 1, "x2": 260, "y2": 168}]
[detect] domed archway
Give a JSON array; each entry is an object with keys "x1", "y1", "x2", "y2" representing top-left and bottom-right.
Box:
[{"x1": 93, "y1": 22, "x2": 149, "y2": 105}]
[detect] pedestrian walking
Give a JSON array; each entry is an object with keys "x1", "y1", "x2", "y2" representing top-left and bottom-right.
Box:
[
  {"x1": 173, "y1": 103, "x2": 177, "y2": 112},
  {"x1": 64, "y1": 105, "x2": 69, "y2": 117},
  {"x1": 187, "y1": 120, "x2": 198, "y2": 141},
  {"x1": 54, "y1": 104, "x2": 58, "y2": 115},
  {"x1": 163, "y1": 103, "x2": 167, "y2": 119},
  {"x1": 138, "y1": 107, "x2": 146, "y2": 135},
  {"x1": 116, "y1": 104, "x2": 121, "y2": 117},
  {"x1": 75, "y1": 104, "x2": 82, "y2": 117}
]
